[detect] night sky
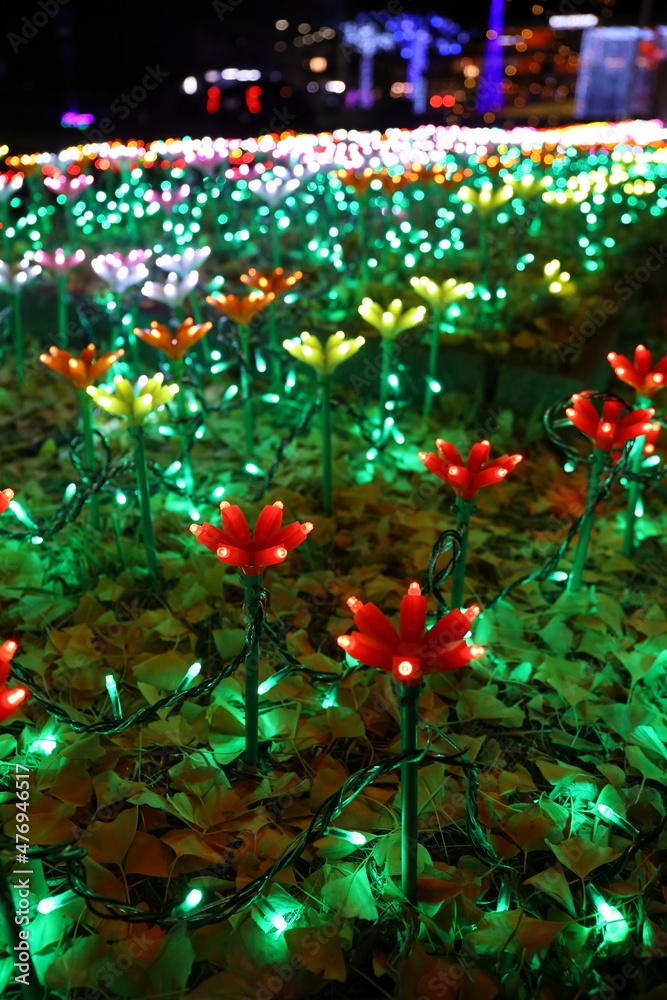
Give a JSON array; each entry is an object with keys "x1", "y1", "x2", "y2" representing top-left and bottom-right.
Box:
[{"x1": 2, "y1": 0, "x2": 666, "y2": 150}]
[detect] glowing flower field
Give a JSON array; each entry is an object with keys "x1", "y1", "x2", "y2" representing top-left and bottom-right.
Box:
[{"x1": 1, "y1": 120, "x2": 667, "y2": 999}]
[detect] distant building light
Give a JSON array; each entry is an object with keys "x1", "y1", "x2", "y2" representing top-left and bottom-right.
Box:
[
  {"x1": 325, "y1": 80, "x2": 346, "y2": 93},
  {"x1": 310, "y1": 57, "x2": 327, "y2": 72},
  {"x1": 182, "y1": 76, "x2": 198, "y2": 95},
  {"x1": 221, "y1": 68, "x2": 261, "y2": 81},
  {"x1": 307, "y1": 82, "x2": 319, "y2": 93},
  {"x1": 221, "y1": 68, "x2": 238, "y2": 80},
  {"x1": 549, "y1": 14, "x2": 598, "y2": 29},
  {"x1": 275, "y1": 19, "x2": 288, "y2": 30},
  {"x1": 204, "y1": 70, "x2": 220, "y2": 83},
  {"x1": 322, "y1": 27, "x2": 335, "y2": 39},
  {"x1": 390, "y1": 82, "x2": 414, "y2": 97},
  {"x1": 298, "y1": 22, "x2": 311, "y2": 33}
]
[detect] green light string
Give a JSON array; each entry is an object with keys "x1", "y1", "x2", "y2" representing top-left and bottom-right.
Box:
[
  {"x1": 12, "y1": 290, "x2": 24, "y2": 388},
  {"x1": 424, "y1": 306, "x2": 443, "y2": 419},
  {"x1": 56, "y1": 272, "x2": 68, "y2": 349},
  {"x1": 238, "y1": 323, "x2": 254, "y2": 450},
  {"x1": 168, "y1": 358, "x2": 195, "y2": 494},
  {"x1": 426, "y1": 529, "x2": 461, "y2": 615}
]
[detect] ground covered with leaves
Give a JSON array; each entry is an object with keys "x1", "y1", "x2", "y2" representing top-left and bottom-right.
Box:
[{"x1": 1, "y1": 343, "x2": 667, "y2": 1000}]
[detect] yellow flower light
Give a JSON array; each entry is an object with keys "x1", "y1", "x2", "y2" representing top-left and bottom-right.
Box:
[
  {"x1": 283, "y1": 331, "x2": 365, "y2": 375},
  {"x1": 410, "y1": 276, "x2": 474, "y2": 309},
  {"x1": 457, "y1": 182, "x2": 513, "y2": 213},
  {"x1": 358, "y1": 298, "x2": 426, "y2": 340},
  {"x1": 86, "y1": 373, "x2": 179, "y2": 426},
  {"x1": 543, "y1": 259, "x2": 573, "y2": 295},
  {"x1": 508, "y1": 172, "x2": 550, "y2": 200}
]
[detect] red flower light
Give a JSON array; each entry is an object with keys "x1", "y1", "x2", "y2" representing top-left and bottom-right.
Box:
[
  {"x1": 337, "y1": 582, "x2": 485, "y2": 686},
  {"x1": 607, "y1": 346, "x2": 667, "y2": 397},
  {"x1": 189, "y1": 499, "x2": 313, "y2": 575},
  {"x1": 0, "y1": 639, "x2": 28, "y2": 722},
  {"x1": 419, "y1": 439, "x2": 522, "y2": 499},
  {"x1": 0, "y1": 488, "x2": 14, "y2": 514},
  {"x1": 643, "y1": 421, "x2": 661, "y2": 456},
  {"x1": 565, "y1": 393, "x2": 655, "y2": 451}
]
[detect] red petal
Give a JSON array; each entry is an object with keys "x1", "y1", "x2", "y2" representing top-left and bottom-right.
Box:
[
  {"x1": 400, "y1": 591, "x2": 427, "y2": 643},
  {"x1": 353, "y1": 602, "x2": 401, "y2": 645},
  {"x1": 343, "y1": 632, "x2": 393, "y2": 672},
  {"x1": 220, "y1": 504, "x2": 252, "y2": 544},
  {"x1": 253, "y1": 503, "x2": 283, "y2": 543},
  {"x1": 424, "y1": 609, "x2": 470, "y2": 649},
  {"x1": 420, "y1": 452, "x2": 448, "y2": 481},
  {"x1": 634, "y1": 344, "x2": 652, "y2": 376},
  {"x1": 436, "y1": 440, "x2": 463, "y2": 465},
  {"x1": 467, "y1": 440, "x2": 491, "y2": 473}
]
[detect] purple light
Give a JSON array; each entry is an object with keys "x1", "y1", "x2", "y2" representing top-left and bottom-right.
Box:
[
  {"x1": 477, "y1": 0, "x2": 505, "y2": 113},
  {"x1": 61, "y1": 111, "x2": 95, "y2": 129}
]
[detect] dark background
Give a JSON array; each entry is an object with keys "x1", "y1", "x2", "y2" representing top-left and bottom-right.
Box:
[{"x1": 1, "y1": 0, "x2": 665, "y2": 151}]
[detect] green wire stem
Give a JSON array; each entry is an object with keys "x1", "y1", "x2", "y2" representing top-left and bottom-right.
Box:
[
  {"x1": 238, "y1": 323, "x2": 254, "y2": 450},
  {"x1": 400, "y1": 683, "x2": 421, "y2": 904},
  {"x1": 424, "y1": 306, "x2": 443, "y2": 418},
  {"x1": 379, "y1": 338, "x2": 393, "y2": 421},
  {"x1": 567, "y1": 449, "x2": 607, "y2": 594},
  {"x1": 57, "y1": 272, "x2": 67, "y2": 348},
  {"x1": 12, "y1": 291, "x2": 24, "y2": 388},
  {"x1": 622, "y1": 396, "x2": 651, "y2": 558},
  {"x1": 77, "y1": 390, "x2": 100, "y2": 531},
  {"x1": 169, "y1": 359, "x2": 194, "y2": 493},
  {"x1": 318, "y1": 374, "x2": 332, "y2": 516},
  {"x1": 129, "y1": 426, "x2": 158, "y2": 583},
  {"x1": 451, "y1": 497, "x2": 474, "y2": 610},
  {"x1": 242, "y1": 573, "x2": 264, "y2": 766}
]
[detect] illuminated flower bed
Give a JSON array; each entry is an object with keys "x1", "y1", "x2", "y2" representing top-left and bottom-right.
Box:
[{"x1": 0, "y1": 122, "x2": 666, "y2": 1000}]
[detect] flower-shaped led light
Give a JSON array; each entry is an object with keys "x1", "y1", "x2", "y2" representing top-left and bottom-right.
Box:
[
  {"x1": 410, "y1": 276, "x2": 474, "y2": 309},
  {"x1": 35, "y1": 248, "x2": 86, "y2": 270},
  {"x1": 0, "y1": 172, "x2": 24, "y2": 201},
  {"x1": 240, "y1": 267, "x2": 303, "y2": 295},
  {"x1": 643, "y1": 421, "x2": 661, "y2": 456},
  {"x1": 144, "y1": 184, "x2": 191, "y2": 210},
  {"x1": 543, "y1": 259, "x2": 573, "y2": 295},
  {"x1": 337, "y1": 582, "x2": 485, "y2": 686},
  {"x1": 206, "y1": 291, "x2": 274, "y2": 324},
  {"x1": 134, "y1": 318, "x2": 213, "y2": 360},
  {"x1": 142, "y1": 271, "x2": 199, "y2": 307},
  {"x1": 44, "y1": 174, "x2": 94, "y2": 199},
  {"x1": 189, "y1": 499, "x2": 313, "y2": 575},
  {"x1": 419, "y1": 439, "x2": 522, "y2": 499},
  {"x1": 0, "y1": 259, "x2": 42, "y2": 292},
  {"x1": 335, "y1": 168, "x2": 374, "y2": 195},
  {"x1": 40, "y1": 343, "x2": 125, "y2": 389},
  {"x1": 92, "y1": 250, "x2": 152, "y2": 293},
  {"x1": 457, "y1": 182, "x2": 513, "y2": 213},
  {"x1": 156, "y1": 246, "x2": 211, "y2": 277},
  {"x1": 565, "y1": 393, "x2": 655, "y2": 451},
  {"x1": 607, "y1": 345, "x2": 667, "y2": 397},
  {"x1": 283, "y1": 331, "x2": 365, "y2": 375},
  {"x1": 0, "y1": 488, "x2": 14, "y2": 514},
  {"x1": 0, "y1": 639, "x2": 28, "y2": 723},
  {"x1": 87, "y1": 373, "x2": 179, "y2": 426},
  {"x1": 358, "y1": 298, "x2": 426, "y2": 340}
]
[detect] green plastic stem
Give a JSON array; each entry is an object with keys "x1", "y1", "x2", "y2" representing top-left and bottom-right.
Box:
[
  {"x1": 622, "y1": 396, "x2": 651, "y2": 558},
  {"x1": 77, "y1": 390, "x2": 100, "y2": 531},
  {"x1": 424, "y1": 307, "x2": 443, "y2": 418},
  {"x1": 242, "y1": 574, "x2": 264, "y2": 766},
  {"x1": 129, "y1": 426, "x2": 158, "y2": 583},
  {"x1": 0, "y1": 862, "x2": 43, "y2": 1000},
  {"x1": 567, "y1": 449, "x2": 607, "y2": 594},
  {"x1": 319, "y1": 374, "x2": 332, "y2": 516},
  {"x1": 400, "y1": 683, "x2": 421, "y2": 904},
  {"x1": 451, "y1": 497, "x2": 474, "y2": 610},
  {"x1": 238, "y1": 324, "x2": 254, "y2": 450},
  {"x1": 12, "y1": 291, "x2": 23, "y2": 388},
  {"x1": 57, "y1": 273, "x2": 67, "y2": 348},
  {"x1": 170, "y1": 359, "x2": 194, "y2": 493},
  {"x1": 379, "y1": 338, "x2": 393, "y2": 421}
]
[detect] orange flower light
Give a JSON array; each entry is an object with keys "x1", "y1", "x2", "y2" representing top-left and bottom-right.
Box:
[
  {"x1": 40, "y1": 343, "x2": 124, "y2": 389},
  {"x1": 240, "y1": 267, "x2": 303, "y2": 296},
  {"x1": 133, "y1": 318, "x2": 213, "y2": 360},
  {"x1": 206, "y1": 291, "x2": 274, "y2": 325}
]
